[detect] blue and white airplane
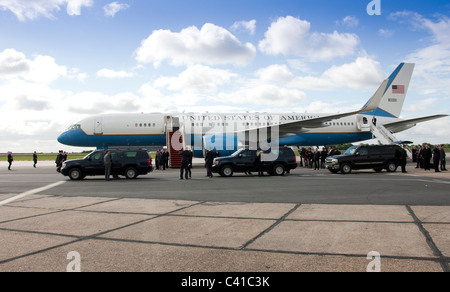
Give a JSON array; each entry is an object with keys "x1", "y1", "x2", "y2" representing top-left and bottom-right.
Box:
[{"x1": 58, "y1": 63, "x2": 447, "y2": 158}]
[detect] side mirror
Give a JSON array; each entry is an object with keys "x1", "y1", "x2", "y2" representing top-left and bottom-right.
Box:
[
  {"x1": 238, "y1": 154, "x2": 243, "y2": 158},
  {"x1": 355, "y1": 152, "x2": 359, "y2": 156}
]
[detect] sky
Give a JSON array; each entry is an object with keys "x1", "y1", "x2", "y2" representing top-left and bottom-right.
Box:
[{"x1": 0, "y1": 0, "x2": 449, "y2": 153}]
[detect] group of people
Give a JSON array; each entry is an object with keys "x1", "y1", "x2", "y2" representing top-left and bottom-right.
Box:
[
  {"x1": 412, "y1": 144, "x2": 447, "y2": 172},
  {"x1": 5, "y1": 151, "x2": 39, "y2": 170},
  {"x1": 55, "y1": 150, "x2": 68, "y2": 172},
  {"x1": 299, "y1": 147, "x2": 340, "y2": 170},
  {"x1": 155, "y1": 149, "x2": 170, "y2": 170},
  {"x1": 179, "y1": 147, "x2": 220, "y2": 179}
]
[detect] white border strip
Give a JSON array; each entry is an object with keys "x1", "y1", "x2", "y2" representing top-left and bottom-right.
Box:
[{"x1": 0, "y1": 181, "x2": 66, "y2": 207}]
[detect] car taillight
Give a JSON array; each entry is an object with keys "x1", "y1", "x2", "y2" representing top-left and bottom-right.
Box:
[
  {"x1": 294, "y1": 155, "x2": 296, "y2": 163},
  {"x1": 147, "y1": 158, "x2": 151, "y2": 166}
]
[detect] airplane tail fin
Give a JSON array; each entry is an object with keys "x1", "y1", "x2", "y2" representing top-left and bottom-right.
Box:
[{"x1": 360, "y1": 63, "x2": 415, "y2": 118}]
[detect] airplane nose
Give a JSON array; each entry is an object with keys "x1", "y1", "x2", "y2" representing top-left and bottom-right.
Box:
[{"x1": 57, "y1": 131, "x2": 69, "y2": 145}]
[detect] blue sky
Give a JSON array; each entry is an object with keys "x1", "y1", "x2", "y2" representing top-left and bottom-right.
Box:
[{"x1": 0, "y1": 0, "x2": 449, "y2": 152}]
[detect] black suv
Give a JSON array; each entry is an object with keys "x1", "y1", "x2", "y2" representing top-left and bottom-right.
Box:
[
  {"x1": 61, "y1": 149, "x2": 153, "y2": 180},
  {"x1": 325, "y1": 145, "x2": 404, "y2": 174},
  {"x1": 212, "y1": 147, "x2": 297, "y2": 177}
]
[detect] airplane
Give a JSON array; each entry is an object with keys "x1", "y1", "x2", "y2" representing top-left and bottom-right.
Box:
[{"x1": 57, "y1": 63, "x2": 447, "y2": 160}]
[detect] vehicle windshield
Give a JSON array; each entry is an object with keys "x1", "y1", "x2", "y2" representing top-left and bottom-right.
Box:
[
  {"x1": 230, "y1": 149, "x2": 244, "y2": 156},
  {"x1": 343, "y1": 146, "x2": 358, "y2": 156}
]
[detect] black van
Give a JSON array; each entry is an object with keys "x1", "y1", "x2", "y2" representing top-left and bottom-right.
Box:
[
  {"x1": 212, "y1": 147, "x2": 297, "y2": 177},
  {"x1": 61, "y1": 149, "x2": 153, "y2": 180},
  {"x1": 325, "y1": 145, "x2": 404, "y2": 174}
]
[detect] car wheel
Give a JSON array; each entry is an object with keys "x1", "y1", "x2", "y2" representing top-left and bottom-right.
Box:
[
  {"x1": 340, "y1": 163, "x2": 352, "y2": 174},
  {"x1": 221, "y1": 165, "x2": 233, "y2": 177},
  {"x1": 125, "y1": 167, "x2": 138, "y2": 179},
  {"x1": 273, "y1": 164, "x2": 285, "y2": 176},
  {"x1": 69, "y1": 168, "x2": 83, "y2": 180},
  {"x1": 386, "y1": 161, "x2": 398, "y2": 172}
]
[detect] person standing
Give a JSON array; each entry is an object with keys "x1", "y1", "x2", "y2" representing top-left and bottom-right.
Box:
[
  {"x1": 33, "y1": 151, "x2": 38, "y2": 168},
  {"x1": 401, "y1": 146, "x2": 408, "y2": 173},
  {"x1": 205, "y1": 148, "x2": 215, "y2": 178},
  {"x1": 440, "y1": 144, "x2": 447, "y2": 171},
  {"x1": 433, "y1": 145, "x2": 441, "y2": 173},
  {"x1": 104, "y1": 150, "x2": 112, "y2": 180},
  {"x1": 179, "y1": 148, "x2": 192, "y2": 180},
  {"x1": 256, "y1": 150, "x2": 264, "y2": 176},
  {"x1": 7, "y1": 151, "x2": 13, "y2": 170},
  {"x1": 423, "y1": 144, "x2": 432, "y2": 171}
]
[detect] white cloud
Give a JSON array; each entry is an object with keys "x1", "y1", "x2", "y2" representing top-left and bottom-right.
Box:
[
  {"x1": 96, "y1": 68, "x2": 133, "y2": 78},
  {"x1": 289, "y1": 57, "x2": 385, "y2": 90},
  {"x1": 0, "y1": 0, "x2": 93, "y2": 21},
  {"x1": 104, "y1": 1, "x2": 130, "y2": 17},
  {"x1": 135, "y1": 23, "x2": 257, "y2": 67},
  {"x1": 255, "y1": 64, "x2": 294, "y2": 84},
  {"x1": 154, "y1": 65, "x2": 237, "y2": 93},
  {"x1": 337, "y1": 16, "x2": 359, "y2": 28},
  {"x1": 259, "y1": 16, "x2": 359, "y2": 61},
  {"x1": 0, "y1": 49, "x2": 67, "y2": 83},
  {"x1": 230, "y1": 20, "x2": 257, "y2": 35}
]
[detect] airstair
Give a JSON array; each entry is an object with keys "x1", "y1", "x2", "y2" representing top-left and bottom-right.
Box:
[
  {"x1": 370, "y1": 123, "x2": 412, "y2": 159},
  {"x1": 165, "y1": 116, "x2": 185, "y2": 168}
]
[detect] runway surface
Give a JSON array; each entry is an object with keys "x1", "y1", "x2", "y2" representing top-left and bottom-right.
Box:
[{"x1": 0, "y1": 160, "x2": 449, "y2": 273}]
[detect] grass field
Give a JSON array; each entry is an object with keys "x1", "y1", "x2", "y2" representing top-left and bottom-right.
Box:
[
  {"x1": 1, "y1": 152, "x2": 158, "y2": 161},
  {"x1": 0, "y1": 153, "x2": 87, "y2": 161}
]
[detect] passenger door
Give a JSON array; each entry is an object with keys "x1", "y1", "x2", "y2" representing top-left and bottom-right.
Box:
[
  {"x1": 368, "y1": 147, "x2": 384, "y2": 168},
  {"x1": 110, "y1": 151, "x2": 123, "y2": 175},
  {"x1": 85, "y1": 151, "x2": 105, "y2": 175},
  {"x1": 236, "y1": 150, "x2": 256, "y2": 172},
  {"x1": 353, "y1": 147, "x2": 371, "y2": 169}
]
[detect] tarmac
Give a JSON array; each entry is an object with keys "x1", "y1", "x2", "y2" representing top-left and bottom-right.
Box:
[{"x1": 0, "y1": 160, "x2": 449, "y2": 273}]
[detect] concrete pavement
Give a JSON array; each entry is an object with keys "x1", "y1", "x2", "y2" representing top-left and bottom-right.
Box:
[{"x1": 0, "y1": 161, "x2": 449, "y2": 272}]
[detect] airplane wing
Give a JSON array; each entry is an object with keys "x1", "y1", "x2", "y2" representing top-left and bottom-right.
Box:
[
  {"x1": 242, "y1": 79, "x2": 389, "y2": 137},
  {"x1": 383, "y1": 114, "x2": 448, "y2": 133}
]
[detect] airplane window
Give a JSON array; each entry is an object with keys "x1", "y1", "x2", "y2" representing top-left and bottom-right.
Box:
[
  {"x1": 140, "y1": 123, "x2": 142, "y2": 127},
  {"x1": 135, "y1": 123, "x2": 138, "y2": 127},
  {"x1": 153, "y1": 123, "x2": 156, "y2": 127},
  {"x1": 144, "y1": 123, "x2": 147, "y2": 127}
]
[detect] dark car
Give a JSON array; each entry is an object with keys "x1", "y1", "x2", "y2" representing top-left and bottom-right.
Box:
[
  {"x1": 212, "y1": 147, "x2": 297, "y2": 177},
  {"x1": 325, "y1": 145, "x2": 404, "y2": 174},
  {"x1": 61, "y1": 149, "x2": 153, "y2": 180}
]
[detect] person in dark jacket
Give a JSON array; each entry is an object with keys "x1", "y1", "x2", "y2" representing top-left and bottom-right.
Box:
[
  {"x1": 433, "y1": 145, "x2": 441, "y2": 172},
  {"x1": 423, "y1": 144, "x2": 432, "y2": 171},
  {"x1": 179, "y1": 148, "x2": 193, "y2": 179},
  {"x1": 7, "y1": 151, "x2": 13, "y2": 170},
  {"x1": 33, "y1": 151, "x2": 38, "y2": 168},
  {"x1": 440, "y1": 145, "x2": 447, "y2": 171},
  {"x1": 205, "y1": 148, "x2": 215, "y2": 178}
]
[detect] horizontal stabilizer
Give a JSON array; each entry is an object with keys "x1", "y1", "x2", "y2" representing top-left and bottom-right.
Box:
[{"x1": 384, "y1": 114, "x2": 449, "y2": 133}]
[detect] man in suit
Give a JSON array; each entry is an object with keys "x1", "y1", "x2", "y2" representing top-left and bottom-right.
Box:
[
  {"x1": 205, "y1": 148, "x2": 215, "y2": 178},
  {"x1": 179, "y1": 148, "x2": 193, "y2": 180},
  {"x1": 104, "y1": 150, "x2": 112, "y2": 180},
  {"x1": 440, "y1": 145, "x2": 447, "y2": 171},
  {"x1": 7, "y1": 152, "x2": 13, "y2": 170},
  {"x1": 423, "y1": 144, "x2": 432, "y2": 171},
  {"x1": 433, "y1": 145, "x2": 441, "y2": 172}
]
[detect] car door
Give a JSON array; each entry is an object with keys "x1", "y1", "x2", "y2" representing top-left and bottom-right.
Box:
[
  {"x1": 85, "y1": 151, "x2": 105, "y2": 175},
  {"x1": 236, "y1": 150, "x2": 256, "y2": 172},
  {"x1": 353, "y1": 147, "x2": 370, "y2": 169},
  {"x1": 368, "y1": 147, "x2": 384, "y2": 168},
  {"x1": 110, "y1": 151, "x2": 123, "y2": 175}
]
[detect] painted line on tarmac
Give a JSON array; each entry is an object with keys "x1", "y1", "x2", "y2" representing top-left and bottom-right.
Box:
[{"x1": 0, "y1": 181, "x2": 66, "y2": 207}]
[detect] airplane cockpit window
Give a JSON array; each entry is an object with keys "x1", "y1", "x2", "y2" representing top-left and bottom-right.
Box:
[{"x1": 68, "y1": 124, "x2": 81, "y2": 130}]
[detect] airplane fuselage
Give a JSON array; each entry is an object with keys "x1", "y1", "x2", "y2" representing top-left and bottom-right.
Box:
[{"x1": 57, "y1": 112, "x2": 394, "y2": 157}]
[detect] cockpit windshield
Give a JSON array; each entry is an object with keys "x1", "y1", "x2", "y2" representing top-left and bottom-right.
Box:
[{"x1": 68, "y1": 124, "x2": 81, "y2": 130}]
